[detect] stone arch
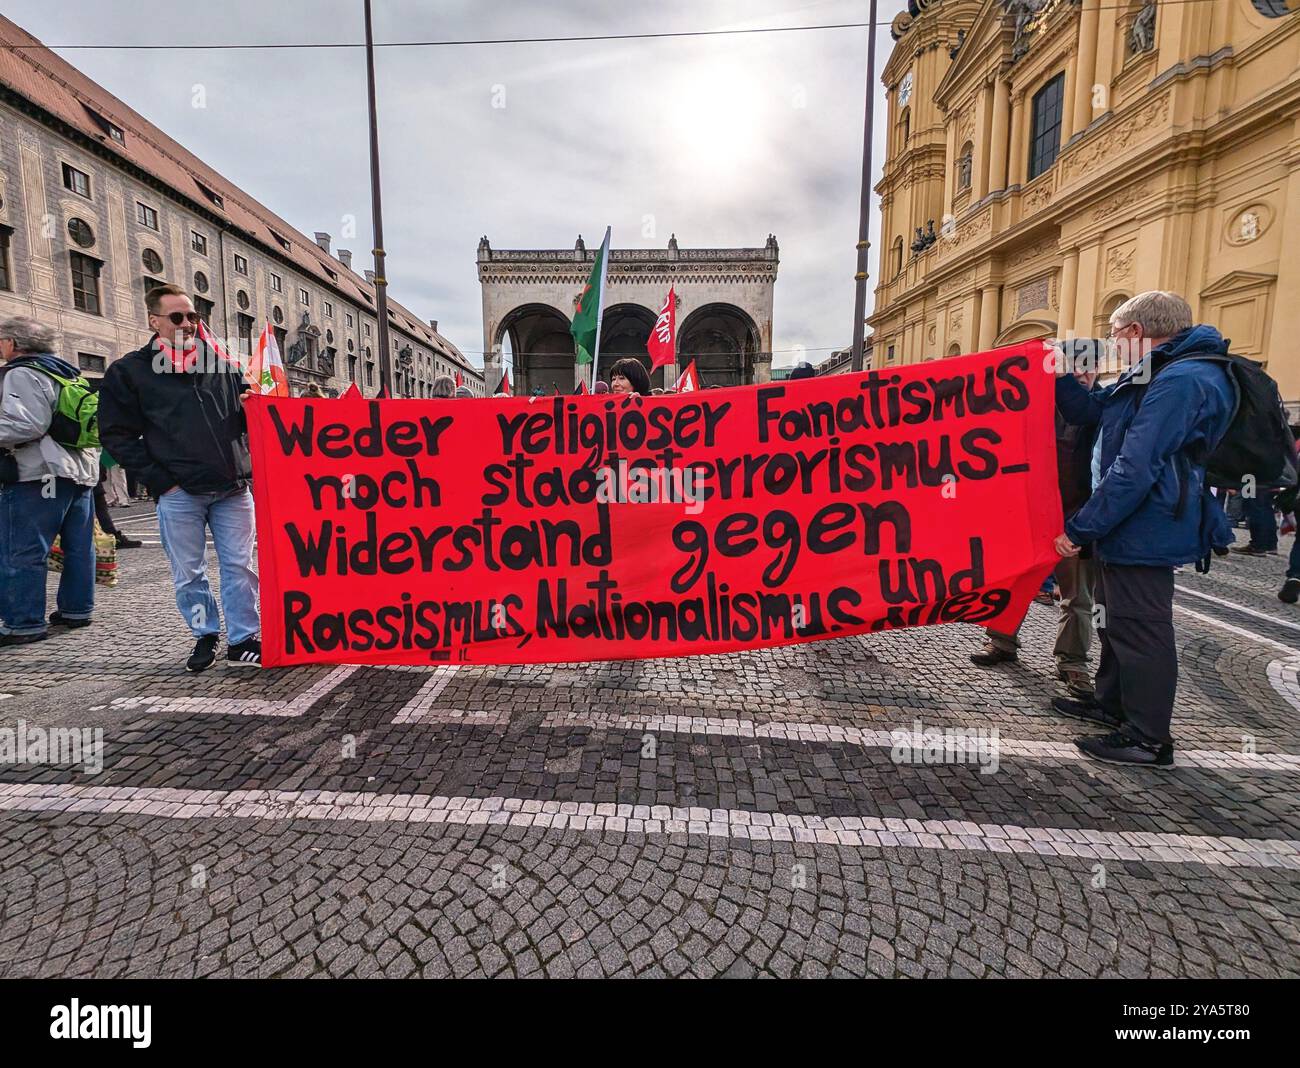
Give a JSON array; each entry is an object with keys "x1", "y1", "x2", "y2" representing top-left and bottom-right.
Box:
[
  {"x1": 596, "y1": 303, "x2": 661, "y2": 387},
  {"x1": 678, "y1": 303, "x2": 762, "y2": 388},
  {"x1": 1093, "y1": 290, "x2": 1131, "y2": 337},
  {"x1": 946, "y1": 342, "x2": 962, "y2": 357},
  {"x1": 994, "y1": 317, "x2": 1056, "y2": 346},
  {"x1": 495, "y1": 303, "x2": 573, "y2": 395}
]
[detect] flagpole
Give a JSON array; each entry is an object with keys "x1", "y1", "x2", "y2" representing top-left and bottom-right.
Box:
[
  {"x1": 364, "y1": 0, "x2": 394, "y2": 396},
  {"x1": 590, "y1": 226, "x2": 612, "y2": 388},
  {"x1": 850, "y1": 0, "x2": 879, "y2": 374}
]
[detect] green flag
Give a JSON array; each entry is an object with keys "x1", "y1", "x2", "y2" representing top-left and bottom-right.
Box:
[{"x1": 570, "y1": 226, "x2": 611, "y2": 365}]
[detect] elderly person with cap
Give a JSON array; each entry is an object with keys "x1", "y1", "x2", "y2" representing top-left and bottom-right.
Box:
[{"x1": 0, "y1": 315, "x2": 99, "y2": 646}]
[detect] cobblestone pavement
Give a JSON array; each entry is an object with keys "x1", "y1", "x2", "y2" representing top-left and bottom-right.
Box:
[{"x1": 1, "y1": 502, "x2": 1298, "y2": 977}]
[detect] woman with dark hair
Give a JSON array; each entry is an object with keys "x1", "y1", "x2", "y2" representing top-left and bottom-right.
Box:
[{"x1": 608, "y1": 357, "x2": 651, "y2": 396}]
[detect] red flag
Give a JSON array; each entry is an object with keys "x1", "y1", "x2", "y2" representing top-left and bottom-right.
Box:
[
  {"x1": 674, "y1": 359, "x2": 701, "y2": 393},
  {"x1": 574, "y1": 379, "x2": 589, "y2": 395},
  {"x1": 196, "y1": 320, "x2": 244, "y2": 375},
  {"x1": 497, "y1": 370, "x2": 512, "y2": 396},
  {"x1": 455, "y1": 370, "x2": 464, "y2": 388},
  {"x1": 647, "y1": 286, "x2": 676, "y2": 371},
  {"x1": 342, "y1": 383, "x2": 361, "y2": 398}
]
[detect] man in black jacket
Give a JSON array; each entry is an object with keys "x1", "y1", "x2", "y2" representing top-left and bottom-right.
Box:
[{"x1": 99, "y1": 285, "x2": 260, "y2": 671}]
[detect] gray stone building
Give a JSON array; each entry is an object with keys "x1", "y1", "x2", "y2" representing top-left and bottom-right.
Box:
[
  {"x1": 477, "y1": 234, "x2": 778, "y2": 394},
  {"x1": 0, "y1": 14, "x2": 482, "y2": 397}
]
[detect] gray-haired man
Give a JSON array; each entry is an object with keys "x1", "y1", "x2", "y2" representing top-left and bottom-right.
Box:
[{"x1": 0, "y1": 316, "x2": 99, "y2": 646}]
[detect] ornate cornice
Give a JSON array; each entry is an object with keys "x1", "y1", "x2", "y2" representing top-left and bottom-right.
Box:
[{"x1": 479, "y1": 261, "x2": 779, "y2": 287}]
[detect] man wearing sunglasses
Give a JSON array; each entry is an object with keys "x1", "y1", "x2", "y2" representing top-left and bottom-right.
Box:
[{"x1": 99, "y1": 284, "x2": 260, "y2": 672}]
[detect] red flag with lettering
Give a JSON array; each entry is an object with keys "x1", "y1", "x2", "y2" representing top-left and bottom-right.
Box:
[
  {"x1": 648, "y1": 286, "x2": 676, "y2": 370},
  {"x1": 675, "y1": 360, "x2": 700, "y2": 393},
  {"x1": 246, "y1": 343, "x2": 1061, "y2": 667}
]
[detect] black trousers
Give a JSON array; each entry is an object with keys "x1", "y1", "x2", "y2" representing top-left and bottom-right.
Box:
[
  {"x1": 92, "y1": 482, "x2": 120, "y2": 537},
  {"x1": 1094, "y1": 562, "x2": 1177, "y2": 746}
]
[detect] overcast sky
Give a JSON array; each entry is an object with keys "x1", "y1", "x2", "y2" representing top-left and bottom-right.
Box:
[{"x1": 8, "y1": 0, "x2": 906, "y2": 370}]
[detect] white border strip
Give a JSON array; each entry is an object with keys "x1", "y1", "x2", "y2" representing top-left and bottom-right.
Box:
[
  {"x1": 97, "y1": 665, "x2": 359, "y2": 717},
  {"x1": 0, "y1": 782, "x2": 1294, "y2": 870},
  {"x1": 551, "y1": 714, "x2": 1300, "y2": 772},
  {"x1": 1176, "y1": 584, "x2": 1300, "y2": 635}
]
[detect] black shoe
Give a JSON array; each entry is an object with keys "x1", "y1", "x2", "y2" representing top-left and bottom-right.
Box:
[
  {"x1": 1076, "y1": 730, "x2": 1174, "y2": 768},
  {"x1": 48, "y1": 611, "x2": 91, "y2": 629},
  {"x1": 226, "y1": 638, "x2": 262, "y2": 667},
  {"x1": 970, "y1": 644, "x2": 1018, "y2": 667},
  {"x1": 1230, "y1": 545, "x2": 1276, "y2": 556},
  {"x1": 1050, "y1": 695, "x2": 1121, "y2": 729},
  {"x1": 114, "y1": 532, "x2": 142, "y2": 549},
  {"x1": 1280, "y1": 578, "x2": 1300, "y2": 604},
  {"x1": 187, "y1": 634, "x2": 219, "y2": 673},
  {"x1": 0, "y1": 631, "x2": 48, "y2": 647}
]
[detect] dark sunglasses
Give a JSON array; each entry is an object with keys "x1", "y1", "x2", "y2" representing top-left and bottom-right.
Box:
[{"x1": 157, "y1": 311, "x2": 200, "y2": 326}]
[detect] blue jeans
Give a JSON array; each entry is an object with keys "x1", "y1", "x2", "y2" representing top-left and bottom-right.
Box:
[
  {"x1": 0, "y1": 478, "x2": 95, "y2": 636},
  {"x1": 157, "y1": 486, "x2": 259, "y2": 644},
  {"x1": 1244, "y1": 490, "x2": 1278, "y2": 551}
]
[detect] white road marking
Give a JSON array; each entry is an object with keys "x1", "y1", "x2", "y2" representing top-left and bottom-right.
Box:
[
  {"x1": 0, "y1": 781, "x2": 1294, "y2": 870},
  {"x1": 1176, "y1": 584, "x2": 1300, "y2": 634},
  {"x1": 390, "y1": 665, "x2": 491, "y2": 723},
  {"x1": 549, "y1": 713, "x2": 1300, "y2": 772},
  {"x1": 1173, "y1": 604, "x2": 1299, "y2": 655},
  {"x1": 105, "y1": 664, "x2": 359, "y2": 717},
  {"x1": 1267, "y1": 657, "x2": 1300, "y2": 716}
]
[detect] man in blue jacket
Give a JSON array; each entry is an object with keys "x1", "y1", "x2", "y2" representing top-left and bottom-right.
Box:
[{"x1": 1053, "y1": 291, "x2": 1235, "y2": 768}]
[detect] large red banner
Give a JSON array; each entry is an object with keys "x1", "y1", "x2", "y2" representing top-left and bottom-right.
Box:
[{"x1": 246, "y1": 343, "x2": 1062, "y2": 667}]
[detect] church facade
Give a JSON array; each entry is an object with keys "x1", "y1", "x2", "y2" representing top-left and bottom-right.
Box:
[{"x1": 869, "y1": 0, "x2": 1300, "y2": 410}]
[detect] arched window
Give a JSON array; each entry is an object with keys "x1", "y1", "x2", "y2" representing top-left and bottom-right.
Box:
[
  {"x1": 955, "y1": 141, "x2": 973, "y2": 193},
  {"x1": 898, "y1": 107, "x2": 911, "y2": 149},
  {"x1": 891, "y1": 237, "x2": 904, "y2": 277}
]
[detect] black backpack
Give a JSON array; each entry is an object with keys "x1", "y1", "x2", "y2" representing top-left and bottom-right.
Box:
[
  {"x1": 1143, "y1": 353, "x2": 1297, "y2": 492},
  {"x1": 1191, "y1": 354, "x2": 1297, "y2": 491}
]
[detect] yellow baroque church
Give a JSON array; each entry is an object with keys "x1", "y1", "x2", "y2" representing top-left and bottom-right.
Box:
[{"x1": 868, "y1": 0, "x2": 1300, "y2": 411}]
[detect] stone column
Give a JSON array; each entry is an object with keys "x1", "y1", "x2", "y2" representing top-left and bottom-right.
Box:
[
  {"x1": 1061, "y1": 52, "x2": 1079, "y2": 145},
  {"x1": 1006, "y1": 93, "x2": 1026, "y2": 189},
  {"x1": 1058, "y1": 248, "x2": 1079, "y2": 338},
  {"x1": 942, "y1": 115, "x2": 957, "y2": 217},
  {"x1": 1266, "y1": 145, "x2": 1300, "y2": 407},
  {"x1": 1073, "y1": 0, "x2": 1102, "y2": 137},
  {"x1": 975, "y1": 81, "x2": 994, "y2": 199},
  {"x1": 977, "y1": 286, "x2": 1001, "y2": 349},
  {"x1": 988, "y1": 80, "x2": 1011, "y2": 193},
  {"x1": 1093, "y1": 0, "x2": 1119, "y2": 118}
]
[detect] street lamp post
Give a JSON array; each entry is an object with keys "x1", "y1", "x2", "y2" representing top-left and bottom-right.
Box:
[
  {"x1": 851, "y1": 0, "x2": 879, "y2": 374},
  {"x1": 363, "y1": 0, "x2": 394, "y2": 395}
]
